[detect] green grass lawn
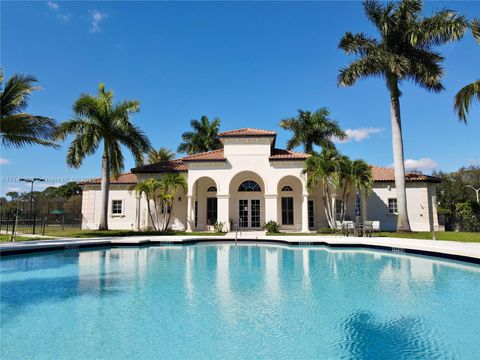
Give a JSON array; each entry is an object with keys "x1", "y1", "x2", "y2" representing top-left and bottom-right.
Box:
[
  {"x1": 41, "y1": 229, "x2": 226, "y2": 238},
  {"x1": 377, "y1": 231, "x2": 480, "y2": 243},
  {"x1": 0, "y1": 235, "x2": 48, "y2": 243},
  {"x1": 267, "y1": 231, "x2": 480, "y2": 242}
]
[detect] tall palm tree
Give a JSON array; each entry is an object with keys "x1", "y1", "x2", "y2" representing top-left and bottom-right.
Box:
[
  {"x1": 0, "y1": 70, "x2": 57, "y2": 148},
  {"x1": 146, "y1": 146, "x2": 176, "y2": 164},
  {"x1": 454, "y1": 19, "x2": 480, "y2": 123},
  {"x1": 338, "y1": 0, "x2": 467, "y2": 231},
  {"x1": 56, "y1": 83, "x2": 151, "y2": 230},
  {"x1": 177, "y1": 115, "x2": 221, "y2": 155},
  {"x1": 280, "y1": 108, "x2": 346, "y2": 154}
]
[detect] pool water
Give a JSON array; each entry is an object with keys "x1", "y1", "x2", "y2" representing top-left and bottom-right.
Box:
[{"x1": 1, "y1": 244, "x2": 479, "y2": 359}]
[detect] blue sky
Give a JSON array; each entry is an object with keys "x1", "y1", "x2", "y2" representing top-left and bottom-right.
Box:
[{"x1": 1, "y1": 1, "x2": 479, "y2": 195}]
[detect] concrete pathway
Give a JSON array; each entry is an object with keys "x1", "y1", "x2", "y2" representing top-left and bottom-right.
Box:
[{"x1": 1, "y1": 232, "x2": 479, "y2": 263}]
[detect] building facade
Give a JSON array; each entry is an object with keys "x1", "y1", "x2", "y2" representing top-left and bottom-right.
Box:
[{"x1": 80, "y1": 128, "x2": 440, "y2": 232}]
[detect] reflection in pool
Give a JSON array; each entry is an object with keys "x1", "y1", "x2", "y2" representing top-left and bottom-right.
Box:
[{"x1": 1, "y1": 244, "x2": 479, "y2": 359}]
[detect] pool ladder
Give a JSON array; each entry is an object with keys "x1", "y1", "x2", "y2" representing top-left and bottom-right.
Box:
[{"x1": 234, "y1": 218, "x2": 242, "y2": 246}]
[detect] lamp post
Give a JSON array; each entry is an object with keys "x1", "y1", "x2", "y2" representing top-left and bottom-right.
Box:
[
  {"x1": 466, "y1": 185, "x2": 480, "y2": 204},
  {"x1": 19, "y1": 178, "x2": 45, "y2": 215}
]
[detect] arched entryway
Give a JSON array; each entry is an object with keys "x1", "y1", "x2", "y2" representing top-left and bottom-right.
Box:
[
  {"x1": 228, "y1": 171, "x2": 265, "y2": 229},
  {"x1": 276, "y1": 176, "x2": 305, "y2": 231},
  {"x1": 191, "y1": 176, "x2": 218, "y2": 231}
]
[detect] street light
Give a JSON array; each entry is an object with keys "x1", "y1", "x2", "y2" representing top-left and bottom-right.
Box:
[
  {"x1": 466, "y1": 185, "x2": 480, "y2": 204},
  {"x1": 19, "y1": 178, "x2": 45, "y2": 215}
]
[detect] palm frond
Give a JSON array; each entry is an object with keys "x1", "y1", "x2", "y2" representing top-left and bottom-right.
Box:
[{"x1": 454, "y1": 80, "x2": 480, "y2": 123}]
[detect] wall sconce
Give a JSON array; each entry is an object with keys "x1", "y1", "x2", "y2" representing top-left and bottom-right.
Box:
[
  {"x1": 387, "y1": 185, "x2": 391, "y2": 191},
  {"x1": 178, "y1": 197, "x2": 182, "y2": 202}
]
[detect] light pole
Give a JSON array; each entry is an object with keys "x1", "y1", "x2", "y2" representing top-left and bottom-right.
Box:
[
  {"x1": 466, "y1": 185, "x2": 480, "y2": 204},
  {"x1": 19, "y1": 178, "x2": 45, "y2": 215}
]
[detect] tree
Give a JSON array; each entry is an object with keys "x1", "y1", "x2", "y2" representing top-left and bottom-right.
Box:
[
  {"x1": 145, "y1": 146, "x2": 176, "y2": 164},
  {"x1": 0, "y1": 70, "x2": 57, "y2": 148},
  {"x1": 55, "y1": 83, "x2": 151, "y2": 230},
  {"x1": 454, "y1": 19, "x2": 480, "y2": 122},
  {"x1": 177, "y1": 115, "x2": 221, "y2": 154},
  {"x1": 304, "y1": 149, "x2": 340, "y2": 228},
  {"x1": 338, "y1": 0, "x2": 467, "y2": 231},
  {"x1": 131, "y1": 178, "x2": 164, "y2": 231},
  {"x1": 280, "y1": 108, "x2": 346, "y2": 154},
  {"x1": 159, "y1": 173, "x2": 187, "y2": 231},
  {"x1": 6, "y1": 191, "x2": 19, "y2": 201}
]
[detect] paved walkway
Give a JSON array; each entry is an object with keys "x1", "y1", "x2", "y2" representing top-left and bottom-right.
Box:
[{"x1": 1, "y1": 233, "x2": 479, "y2": 263}]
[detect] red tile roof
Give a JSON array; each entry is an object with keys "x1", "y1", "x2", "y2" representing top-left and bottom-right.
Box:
[
  {"x1": 270, "y1": 148, "x2": 310, "y2": 160},
  {"x1": 218, "y1": 128, "x2": 277, "y2": 137},
  {"x1": 181, "y1": 149, "x2": 226, "y2": 162},
  {"x1": 79, "y1": 173, "x2": 138, "y2": 185},
  {"x1": 371, "y1": 166, "x2": 440, "y2": 183},
  {"x1": 131, "y1": 159, "x2": 188, "y2": 173}
]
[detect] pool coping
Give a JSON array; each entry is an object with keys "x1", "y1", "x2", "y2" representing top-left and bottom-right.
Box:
[{"x1": 1, "y1": 235, "x2": 479, "y2": 264}]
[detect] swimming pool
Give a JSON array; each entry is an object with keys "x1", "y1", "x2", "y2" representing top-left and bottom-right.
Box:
[{"x1": 1, "y1": 243, "x2": 479, "y2": 359}]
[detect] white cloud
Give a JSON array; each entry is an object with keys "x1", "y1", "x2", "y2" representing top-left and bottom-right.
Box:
[
  {"x1": 6, "y1": 187, "x2": 22, "y2": 193},
  {"x1": 46, "y1": 1, "x2": 59, "y2": 10},
  {"x1": 333, "y1": 127, "x2": 383, "y2": 143},
  {"x1": 46, "y1": 1, "x2": 70, "y2": 22},
  {"x1": 0, "y1": 158, "x2": 11, "y2": 165},
  {"x1": 89, "y1": 9, "x2": 108, "y2": 32},
  {"x1": 389, "y1": 158, "x2": 439, "y2": 172}
]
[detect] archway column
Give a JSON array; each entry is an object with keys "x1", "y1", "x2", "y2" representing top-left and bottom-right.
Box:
[
  {"x1": 186, "y1": 195, "x2": 194, "y2": 232},
  {"x1": 264, "y1": 194, "x2": 278, "y2": 224},
  {"x1": 217, "y1": 194, "x2": 230, "y2": 232},
  {"x1": 301, "y1": 194, "x2": 309, "y2": 232}
]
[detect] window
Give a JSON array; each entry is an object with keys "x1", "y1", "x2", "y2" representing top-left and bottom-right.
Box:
[
  {"x1": 207, "y1": 186, "x2": 217, "y2": 192},
  {"x1": 388, "y1": 198, "x2": 398, "y2": 214},
  {"x1": 335, "y1": 199, "x2": 343, "y2": 221},
  {"x1": 194, "y1": 200, "x2": 198, "y2": 227},
  {"x1": 281, "y1": 185, "x2": 293, "y2": 192},
  {"x1": 161, "y1": 205, "x2": 171, "y2": 214},
  {"x1": 206, "y1": 197, "x2": 218, "y2": 225},
  {"x1": 238, "y1": 180, "x2": 261, "y2": 192},
  {"x1": 282, "y1": 197, "x2": 294, "y2": 225},
  {"x1": 308, "y1": 200, "x2": 315, "y2": 229},
  {"x1": 112, "y1": 200, "x2": 123, "y2": 215}
]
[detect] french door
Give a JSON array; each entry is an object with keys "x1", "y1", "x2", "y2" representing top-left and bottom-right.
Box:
[{"x1": 238, "y1": 199, "x2": 261, "y2": 229}]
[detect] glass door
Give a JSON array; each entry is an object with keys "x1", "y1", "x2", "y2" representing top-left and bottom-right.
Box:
[
  {"x1": 250, "y1": 199, "x2": 261, "y2": 228},
  {"x1": 239, "y1": 199, "x2": 249, "y2": 228}
]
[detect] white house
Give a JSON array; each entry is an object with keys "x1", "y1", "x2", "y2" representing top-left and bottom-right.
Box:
[{"x1": 79, "y1": 128, "x2": 440, "y2": 232}]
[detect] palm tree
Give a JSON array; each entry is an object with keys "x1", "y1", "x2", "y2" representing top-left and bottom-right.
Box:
[
  {"x1": 338, "y1": 0, "x2": 467, "y2": 231},
  {"x1": 146, "y1": 146, "x2": 176, "y2": 164},
  {"x1": 177, "y1": 115, "x2": 221, "y2": 154},
  {"x1": 159, "y1": 172, "x2": 187, "y2": 231},
  {"x1": 304, "y1": 149, "x2": 339, "y2": 228},
  {"x1": 454, "y1": 19, "x2": 480, "y2": 123},
  {"x1": 280, "y1": 108, "x2": 346, "y2": 154},
  {"x1": 56, "y1": 83, "x2": 151, "y2": 230},
  {"x1": 131, "y1": 178, "x2": 164, "y2": 231},
  {"x1": 0, "y1": 70, "x2": 57, "y2": 148}
]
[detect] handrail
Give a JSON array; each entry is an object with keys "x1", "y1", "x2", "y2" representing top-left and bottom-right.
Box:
[{"x1": 235, "y1": 218, "x2": 242, "y2": 246}]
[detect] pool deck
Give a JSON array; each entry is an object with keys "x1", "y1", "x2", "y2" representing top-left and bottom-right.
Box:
[{"x1": 1, "y1": 233, "x2": 479, "y2": 263}]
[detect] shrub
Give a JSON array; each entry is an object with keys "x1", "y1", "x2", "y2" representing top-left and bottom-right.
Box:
[
  {"x1": 213, "y1": 221, "x2": 226, "y2": 233},
  {"x1": 263, "y1": 220, "x2": 280, "y2": 233},
  {"x1": 456, "y1": 201, "x2": 480, "y2": 232}
]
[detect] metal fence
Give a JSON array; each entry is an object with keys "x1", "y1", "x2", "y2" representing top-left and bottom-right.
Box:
[{"x1": 0, "y1": 213, "x2": 82, "y2": 239}]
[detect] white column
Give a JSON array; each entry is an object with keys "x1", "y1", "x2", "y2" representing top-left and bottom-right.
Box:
[
  {"x1": 217, "y1": 194, "x2": 230, "y2": 232},
  {"x1": 264, "y1": 194, "x2": 278, "y2": 224},
  {"x1": 301, "y1": 194, "x2": 309, "y2": 232},
  {"x1": 186, "y1": 195, "x2": 194, "y2": 232}
]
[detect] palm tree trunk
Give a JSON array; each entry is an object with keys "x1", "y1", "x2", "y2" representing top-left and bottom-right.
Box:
[
  {"x1": 390, "y1": 87, "x2": 411, "y2": 232},
  {"x1": 146, "y1": 197, "x2": 157, "y2": 231},
  {"x1": 98, "y1": 149, "x2": 110, "y2": 230}
]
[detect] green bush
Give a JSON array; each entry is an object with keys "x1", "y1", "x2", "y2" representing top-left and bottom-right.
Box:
[
  {"x1": 456, "y1": 201, "x2": 480, "y2": 232},
  {"x1": 263, "y1": 221, "x2": 280, "y2": 233},
  {"x1": 213, "y1": 221, "x2": 226, "y2": 233}
]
